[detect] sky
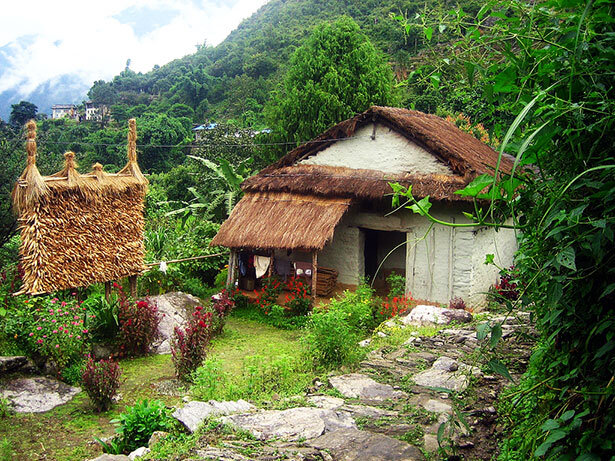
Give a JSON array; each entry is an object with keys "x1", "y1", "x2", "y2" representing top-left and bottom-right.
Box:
[{"x1": 0, "y1": 0, "x2": 269, "y2": 98}]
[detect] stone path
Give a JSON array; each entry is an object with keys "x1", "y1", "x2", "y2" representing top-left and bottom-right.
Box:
[{"x1": 129, "y1": 307, "x2": 534, "y2": 461}]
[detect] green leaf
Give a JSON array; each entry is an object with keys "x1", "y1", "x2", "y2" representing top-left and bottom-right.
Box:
[
  {"x1": 493, "y1": 67, "x2": 517, "y2": 93},
  {"x1": 534, "y1": 430, "x2": 567, "y2": 457},
  {"x1": 541, "y1": 419, "x2": 560, "y2": 431},
  {"x1": 490, "y1": 323, "x2": 503, "y2": 348},
  {"x1": 438, "y1": 24, "x2": 447, "y2": 33},
  {"x1": 409, "y1": 196, "x2": 432, "y2": 216},
  {"x1": 560, "y1": 410, "x2": 575, "y2": 422},
  {"x1": 556, "y1": 247, "x2": 576, "y2": 270},
  {"x1": 477, "y1": 322, "x2": 490, "y2": 340},
  {"x1": 455, "y1": 174, "x2": 493, "y2": 197},
  {"x1": 430, "y1": 74, "x2": 440, "y2": 89},
  {"x1": 424, "y1": 27, "x2": 433, "y2": 41},
  {"x1": 436, "y1": 421, "x2": 446, "y2": 446},
  {"x1": 484, "y1": 254, "x2": 495, "y2": 265},
  {"x1": 546, "y1": 283, "x2": 563, "y2": 308},
  {"x1": 464, "y1": 62, "x2": 476, "y2": 86},
  {"x1": 487, "y1": 358, "x2": 514, "y2": 382}
]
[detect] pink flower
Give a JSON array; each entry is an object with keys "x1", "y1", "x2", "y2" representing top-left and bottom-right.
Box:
[
  {"x1": 51, "y1": 319, "x2": 56, "y2": 323},
  {"x1": 29, "y1": 332, "x2": 34, "y2": 337},
  {"x1": 43, "y1": 335, "x2": 47, "y2": 338},
  {"x1": 73, "y1": 316, "x2": 79, "y2": 320},
  {"x1": 71, "y1": 292, "x2": 76, "y2": 296},
  {"x1": 69, "y1": 334, "x2": 73, "y2": 338},
  {"x1": 57, "y1": 308, "x2": 61, "y2": 313},
  {"x1": 53, "y1": 330, "x2": 58, "y2": 334},
  {"x1": 36, "y1": 326, "x2": 42, "y2": 330},
  {"x1": 61, "y1": 302, "x2": 66, "y2": 307},
  {"x1": 37, "y1": 339, "x2": 43, "y2": 344},
  {"x1": 76, "y1": 335, "x2": 81, "y2": 339},
  {"x1": 82, "y1": 329, "x2": 88, "y2": 334},
  {"x1": 51, "y1": 299, "x2": 57, "y2": 304},
  {"x1": 55, "y1": 344, "x2": 59, "y2": 349}
]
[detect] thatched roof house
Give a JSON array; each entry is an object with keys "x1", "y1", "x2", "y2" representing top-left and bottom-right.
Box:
[
  {"x1": 12, "y1": 119, "x2": 148, "y2": 295},
  {"x1": 212, "y1": 106, "x2": 517, "y2": 305}
]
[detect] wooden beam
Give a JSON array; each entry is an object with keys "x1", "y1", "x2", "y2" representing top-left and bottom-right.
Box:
[
  {"x1": 128, "y1": 275, "x2": 138, "y2": 299},
  {"x1": 226, "y1": 250, "x2": 236, "y2": 289},
  {"x1": 268, "y1": 251, "x2": 274, "y2": 277},
  {"x1": 104, "y1": 281, "x2": 112, "y2": 302},
  {"x1": 312, "y1": 252, "x2": 318, "y2": 299}
]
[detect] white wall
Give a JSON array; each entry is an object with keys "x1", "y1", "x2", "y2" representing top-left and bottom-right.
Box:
[
  {"x1": 319, "y1": 214, "x2": 364, "y2": 285},
  {"x1": 299, "y1": 123, "x2": 453, "y2": 175}
]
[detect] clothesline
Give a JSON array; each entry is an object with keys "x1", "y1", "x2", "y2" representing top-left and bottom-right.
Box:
[{"x1": 144, "y1": 252, "x2": 229, "y2": 269}]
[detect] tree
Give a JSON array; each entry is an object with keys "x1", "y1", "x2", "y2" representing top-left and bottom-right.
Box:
[
  {"x1": 9, "y1": 101, "x2": 37, "y2": 128},
  {"x1": 265, "y1": 17, "x2": 394, "y2": 144},
  {"x1": 136, "y1": 113, "x2": 191, "y2": 173}
]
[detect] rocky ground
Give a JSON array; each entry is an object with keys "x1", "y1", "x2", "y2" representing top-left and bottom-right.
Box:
[{"x1": 108, "y1": 307, "x2": 536, "y2": 461}]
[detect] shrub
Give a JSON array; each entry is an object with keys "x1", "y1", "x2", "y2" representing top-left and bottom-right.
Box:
[
  {"x1": 492, "y1": 266, "x2": 521, "y2": 301},
  {"x1": 378, "y1": 294, "x2": 415, "y2": 322},
  {"x1": 304, "y1": 306, "x2": 364, "y2": 369},
  {"x1": 171, "y1": 306, "x2": 213, "y2": 381},
  {"x1": 82, "y1": 356, "x2": 121, "y2": 412},
  {"x1": 61, "y1": 360, "x2": 85, "y2": 385},
  {"x1": 254, "y1": 276, "x2": 282, "y2": 313},
  {"x1": 448, "y1": 297, "x2": 467, "y2": 310},
  {"x1": 386, "y1": 272, "x2": 406, "y2": 298},
  {"x1": 327, "y1": 284, "x2": 380, "y2": 333},
  {"x1": 211, "y1": 289, "x2": 234, "y2": 334},
  {"x1": 6, "y1": 295, "x2": 89, "y2": 373},
  {"x1": 117, "y1": 285, "x2": 161, "y2": 357},
  {"x1": 113, "y1": 399, "x2": 172, "y2": 453},
  {"x1": 284, "y1": 277, "x2": 311, "y2": 315},
  {"x1": 82, "y1": 293, "x2": 120, "y2": 341},
  {"x1": 191, "y1": 357, "x2": 228, "y2": 401}
]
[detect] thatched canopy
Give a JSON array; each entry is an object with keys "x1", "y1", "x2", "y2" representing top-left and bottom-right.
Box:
[
  {"x1": 12, "y1": 119, "x2": 148, "y2": 295},
  {"x1": 211, "y1": 192, "x2": 351, "y2": 251},
  {"x1": 245, "y1": 106, "x2": 513, "y2": 202}
]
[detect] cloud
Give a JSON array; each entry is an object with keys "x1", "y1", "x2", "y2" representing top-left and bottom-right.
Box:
[{"x1": 0, "y1": 0, "x2": 268, "y2": 99}]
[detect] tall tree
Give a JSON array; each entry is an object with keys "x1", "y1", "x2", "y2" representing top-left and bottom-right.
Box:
[
  {"x1": 9, "y1": 101, "x2": 37, "y2": 128},
  {"x1": 265, "y1": 16, "x2": 394, "y2": 144}
]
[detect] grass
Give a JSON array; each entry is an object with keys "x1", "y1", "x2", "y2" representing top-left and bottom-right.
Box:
[{"x1": 0, "y1": 315, "x2": 308, "y2": 460}]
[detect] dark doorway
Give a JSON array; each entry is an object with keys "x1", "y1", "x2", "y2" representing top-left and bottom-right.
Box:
[
  {"x1": 362, "y1": 229, "x2": 407, "y2": 291},
  {"x1": 364, "y1": 229, "x2": 379, "y2": 283}
]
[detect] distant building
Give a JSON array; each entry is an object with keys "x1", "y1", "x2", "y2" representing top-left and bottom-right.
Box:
[
  {"x1": 52, "y1": 104, "x2": 78, "y2": 120},
  {"x1": 192, "y1": 122, "x2": 217, "y2": 141},
  {"x1": 85, "y1": 102, "x2": 108, "y2": 121}
]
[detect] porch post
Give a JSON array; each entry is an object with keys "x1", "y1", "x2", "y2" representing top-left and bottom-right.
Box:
[
  {"x1": 128, "y1": 275, "x2": 138, "y2": 299},
  {"x1": 104, "y1": 281, "x2": 112, "y2": 302},
  {"x1": 226, "y1": 250, "x2": 236, "y2": 289},
  {"x1": 268, "y1": 250, "x2": 274, "y2": 277},
  {"x1": 312, "y1": 251, "x2": 318, "y2": 300}
]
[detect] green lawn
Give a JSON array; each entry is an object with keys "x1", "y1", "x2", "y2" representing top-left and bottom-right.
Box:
[{"x1": 0, "y1": 316, "x2": 306, "y2": 461}]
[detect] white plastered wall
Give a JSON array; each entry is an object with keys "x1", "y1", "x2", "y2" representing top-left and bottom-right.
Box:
[{"x1": 299, "y1": 123, "x2": 453, "y2": 175}]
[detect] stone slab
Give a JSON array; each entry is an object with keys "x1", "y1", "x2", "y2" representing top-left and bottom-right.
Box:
[
  {"x1": 172, "y1": 399, "x2": 255, "y2": 433},
  {"x1": 0, "y1": 376, "x2": 80, "y2": 413},
  {"x1": 329, "y1": 374, "x2": 406, "y2": 402}
]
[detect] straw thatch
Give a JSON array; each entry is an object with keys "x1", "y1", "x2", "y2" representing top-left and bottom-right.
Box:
[
  {"x1": 246, "y1": 106, "x2": 513, "y2": 202},
  {"x1": 12, "y1": 119, "x2": 148, "y2": 295},
  {"x1": 210, "y1": 192, "x2": 351, "y2": 251}
]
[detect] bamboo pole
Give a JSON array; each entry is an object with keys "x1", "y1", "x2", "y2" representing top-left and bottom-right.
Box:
[{"x1": 312, "y1": 252, "x2": 318, "y2": 300}]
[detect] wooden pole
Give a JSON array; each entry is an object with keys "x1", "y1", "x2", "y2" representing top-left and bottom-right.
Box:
[
  {"x1": 104, "y1": 281, "x2": 112, "y2": 301},
  {"x1": 128, "y1": 275, "x2": 138, "y2": 299},
  {"x1": 226, "y1": 250, "x2": 236, "y2": 289},
  {"x1": 312, "y1": 252, "x2": 318, "y2": 300},
  {"x1": 268, "y1": 251, "x2": 274, "y2": 277}
]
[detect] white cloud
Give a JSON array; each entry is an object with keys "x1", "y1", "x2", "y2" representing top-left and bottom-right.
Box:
[{"x1": 0, "y1": 0, "x2": 268, "y2": 97}]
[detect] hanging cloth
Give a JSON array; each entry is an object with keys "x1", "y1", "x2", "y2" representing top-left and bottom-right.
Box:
[
  {"x1": 294, "y1": 261, "x2": 313, "y2": 279},
  {"x1": 254, "y1": 255, "x2": 271, "y2": 279}
]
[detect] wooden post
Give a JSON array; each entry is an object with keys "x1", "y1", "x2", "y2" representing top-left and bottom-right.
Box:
[
  {"x1": 128, "y1": 275, "x2": 138, "y2": 299},
  {"x1": 104, "y1": 281, "x2": 112, "y2": 301},
  {"x1": 312, "y1": 252, "x2": 318, "y2": 300},
  {"x1": 268, "y1": 251, "x2": 274, "y2": 277},
  {"x1": 226, "y1": 250, "x2": 236, "y2": 289}
]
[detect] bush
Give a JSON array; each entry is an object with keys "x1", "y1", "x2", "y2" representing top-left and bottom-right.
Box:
[
  {"x1": 448, "y1": 297, "x2": 467, "y2": 310},
  {"x1": 112, "y1": 399, "x2": 172, "y2": 454},
  {"x1": 61, "y1": 360, "x2": 85, "y2": 385},
  {"x1": 171, "y1": 306, "x2": 213, "y2": 381},
  {"x1": 82, "y1": 293, "x2": 120, "y2": 342},
  {"x1": 191, "y1": 357, "x2": 228, "y2": 401},
  {"x1": 117, "y1": 285, "x2": 161, "y2": 357},
  {"x1": 386, "y1": 272, "x2": 406, "y2": 298},
  {"x1": 377, "y1": 294, "x2": 415, "y2": 323},
  {"x1": 304, "y1": 306, "x2": 364, "y2": 370},
  {"x1": 327, "y1": 284, "x2": 380, "y2": 333},
  {"x1": 492, "y1": 266, "x2": 521, "y2": 301},
  {"x1": 211, "y1": 289, "x2": 234, "y2": 334},
  {"x1": 254, "y1": 276, "x2": 282, "y2": 313},
  {"x1": 6, "y1": 294, "x2": 89, "y2": 373},
  {"x1": 82, "y1": 356, "x2": 121, "y2": 412},
  {"x1": 283, "y1": 277, "x2": 311, "y2": 315}
]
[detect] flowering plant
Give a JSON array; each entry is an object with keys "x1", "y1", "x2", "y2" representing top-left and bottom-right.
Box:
[
  {"x1": 82, "y1": 355, "x2": 122, "y2": 412},
  {"x1": 254, "y1": 276, "x2": 282, "y2": 314},
  {"x1": 17, "y1": 294, "x2": 89, "y2": 371},
  {"x1": 171, "y1": 306, "x2": 213, "y2": 380},
  {"x1": 493, "y1": 265, "x2": 521, "y2": 301},
  {"x1": 378, "y1": 294, "x2": 415, "y2": 321},
  {"x1": 284, "y1": 277, "x2": 311, "y2": 315},
  {"x1": 116, "y1": 284, "x2": 161, "y2": 357},
  {"x1": 211, "y1": 289, "x2": 235, "y2": 334}
]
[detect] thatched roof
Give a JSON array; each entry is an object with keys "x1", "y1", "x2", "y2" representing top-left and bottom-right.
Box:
[
  {"x1": 246, "y1": 106, "x2": 513, "y2": 202},
  {"x1": 210, "y1": 192, "x2": 351, "y2": 251},
  {"x1": 12, "y1": 119, "x2": 148, "y2": 295}
]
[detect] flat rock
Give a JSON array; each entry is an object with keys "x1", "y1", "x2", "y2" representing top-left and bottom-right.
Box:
[
  {"x1": 172, "y1": 399, "x2": 255, "y2": 433},
  {"x1": 147, "y1": 291, "x2": 205, "y2": 354},
  {"x1": 329, "y1": 374, "x2": 407, "y2": 402},
  {"x1": 221, "y1": 407, "x2": 355, "y2": 441},
  {"x1": 309, "y1": 428, "x2": 424, "y2": 460},
  {"x1": 0, "y1": 356, "x2": 27, "y2": 374},
  {"x1": 128, "y1": 447, "x2": 150, "y2": 460},
  {"x1": 400, "y1": 305, "x2": 472, "y2": 326},
  {"x1": 340, "y1": 404, "x2": 397, "y2": 418},
  {"x1": 195, "y1": 447, "x2": 249, "y2": 460},
  {"x1": 412, "y1": 358, "x2": 482, "y2": 392},
  {"x1": 307, "y1": 395, "x2": 345, "y2": 409},
  {"x1": 0, "y1": 376, "x2": 80, "y2": 412}
]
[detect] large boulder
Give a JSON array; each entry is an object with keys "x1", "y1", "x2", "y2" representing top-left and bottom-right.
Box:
[
  {"x1": 147, "y1": 292, "x2": 206, "y2": 354},
  {"x1": 0, "y1": 356, "x2": 27, "y2": 375},
  {"x1": 412, "y1": 356, "x2": 482, "y2": 392},
  {"x1": 0, "y1": 376, "x2": 80, "y2": 412},
  {"x1": 399, "y1": 305, "x2": 472, "y2": 326},
  {"x1": 172, "y1": 399, "x2": 255, "y2": 433}
]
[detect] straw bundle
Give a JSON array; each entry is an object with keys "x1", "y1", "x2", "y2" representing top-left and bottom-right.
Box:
[{"x1": 12, "y1": 119, "x2": 148, "y2": 295}]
